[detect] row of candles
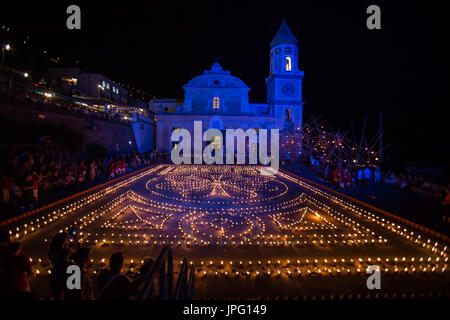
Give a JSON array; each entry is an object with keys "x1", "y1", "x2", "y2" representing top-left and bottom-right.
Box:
[{"x1": 30, "y1": 255, "x2": 448, "y2": 278}]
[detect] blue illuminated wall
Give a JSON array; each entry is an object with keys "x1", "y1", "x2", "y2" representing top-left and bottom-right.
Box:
[{"x1": 266, "y1": 19, "x2": 304, "y2": 131}]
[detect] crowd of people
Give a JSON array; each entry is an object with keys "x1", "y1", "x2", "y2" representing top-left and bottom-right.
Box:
[
  {"x1": 0, "y1": 229, "x2": 153, "y2": 300},
  {"x1": 382, "y1": 171, "x2": 450, "y2": 205},
  {"x1": 280, "y1": 153, "x2": 449, "y2": 206},
  {"x1": 307, "y1": 157, "x2": 450, "y2": 204},
  {"x1": 0, "y1": 83, "x2": 172, "y2": 214},
  {"x1": 0, "y1": 149, "x2": 169, "y2": 213},
  {"x1": 322, "y1": 165, "x2": 381, "y2": 190}
]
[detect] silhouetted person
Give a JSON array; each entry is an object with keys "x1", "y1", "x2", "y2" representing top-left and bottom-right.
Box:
[
  {"x1": 3, "y1": 242, "x2": 32, "y2": 292},
  {"x1": 48, "y1": 232, "x2": 67, "y2": 268},
  {"x1": 97, "y1": 252, "x2": 133, "y2": 300},
  {"x1": 363, "y1": 167, "x2": 372, "y2": 185},
  {"x1": 22, "y1": 174, "x2": 35, "y2": 210},
  {"x1": 49, "y1": 249, "x2": 71, "y2": 300},
  {"x1": 0, "y1": 229, "x2": 10, "y2": 268},
  {"x1": 64, "y1": 247, "x2": 93, "y2": 300},
  {"x1": 0, "y1": 241, "x2": 36, "y2": 299}
]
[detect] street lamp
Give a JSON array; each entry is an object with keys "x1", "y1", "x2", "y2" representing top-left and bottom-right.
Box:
[{"x1": 2, "y1": 43, "x2": 11, "y2": 65}]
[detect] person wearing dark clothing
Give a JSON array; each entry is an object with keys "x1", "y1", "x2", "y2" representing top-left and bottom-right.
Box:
[
  {"x1": 49, "y1": 249, "x2": 71, "y2": 300},
  {"x1": 97, "y1": 252, "x2": 133, "y2": 300},
  {"x1": 64, "y1": 247, "x2": 93, "y2": 300},
  {"x1": 0, "y1": 229, "x2": 10, "y2": 268},
  {"x1": 2, "y1": 242, "x2": 32, "y2": 292},
  {"x1": 22, "y1": 174, "x2": 34, "y2": 210},
  {"x1": 48, "y1": 232, "x2": 67, "y2": 268}
]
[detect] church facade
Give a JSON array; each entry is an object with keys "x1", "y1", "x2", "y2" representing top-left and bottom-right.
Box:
[{"x1": 153, "y1": 19, "x2": 304, "y2": 153}]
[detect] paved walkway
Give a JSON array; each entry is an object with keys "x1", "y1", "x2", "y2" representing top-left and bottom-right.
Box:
[{"x1": 283, "y1": 164, "x2": 450, "y2": 236}]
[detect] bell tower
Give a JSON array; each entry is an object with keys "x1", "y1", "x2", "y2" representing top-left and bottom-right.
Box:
[{"x1": 266, "y1": 19, "x2": 304, "y2": 131}]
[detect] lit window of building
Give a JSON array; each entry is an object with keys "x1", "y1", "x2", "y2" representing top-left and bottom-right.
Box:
[
  {"x1": 285, "y1": 56, "x2": 292, "y2": 71},
  {"x1": 213, "y1": 97, "x2": 220, "y2": 109}
]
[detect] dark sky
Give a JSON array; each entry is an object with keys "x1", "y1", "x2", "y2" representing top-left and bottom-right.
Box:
[{"x1": 1, "y1": 1, "x2": 448, "y2": 166}]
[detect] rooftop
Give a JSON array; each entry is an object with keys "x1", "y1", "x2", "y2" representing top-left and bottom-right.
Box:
[{"x1": 271, "y1": 18, "x2": 298, "y2": 47}]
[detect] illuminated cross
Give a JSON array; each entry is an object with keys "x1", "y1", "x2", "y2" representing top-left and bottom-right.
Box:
[{"x1": 208, "y1": 175, "x2": 231, "y2": 198}]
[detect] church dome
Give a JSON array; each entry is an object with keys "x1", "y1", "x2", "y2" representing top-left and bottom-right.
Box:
[{"x1": 184, "y1": 62, "x2": 249, "y2": 89}]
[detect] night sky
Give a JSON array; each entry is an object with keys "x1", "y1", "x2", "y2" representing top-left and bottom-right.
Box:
[{"x1": 1, "y1": 1, "x2": 448, "y2": 167}]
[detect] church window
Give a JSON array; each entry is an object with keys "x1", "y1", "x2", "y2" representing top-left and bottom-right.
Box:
[
  {"x1": 285, "y1": 57, "x2": 292, "y2": 71},
  {"x1": 213, "y1": 97, "x2": 220, "y2": 109},
  {"x1": 285, "y1": 108, "x2": 292, "y2": 122}
]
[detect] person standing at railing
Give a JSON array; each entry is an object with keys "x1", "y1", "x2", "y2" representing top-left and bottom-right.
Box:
[
  {"x1": 31, "y1": 172, "x2": 39, "y2": 203},
  {"x1": 108, "y1": 159, "x2": 115, "y2": 179},
  {"x1": 374, "y1": 166, "x2": 381, "y2": 183},
  {"x1": 357, "y1": 168, "x2": 363, "y2": 186},
  {"x1": 363, "y1": 167, "x2": 372, "y2": 185},
  {"x1": 21, "y1": 174, "x2": 34, "y2": 211},
  {"x1": 89, "y1": 161, "x2": 97, "y2": 181},
  {"x1": 121, "y1": 159, "x2": 126, "y2": 175}
]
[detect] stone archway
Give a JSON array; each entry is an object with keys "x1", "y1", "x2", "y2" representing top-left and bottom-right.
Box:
[{"x1": 169, "y1": 125, "x2": 182, "y2": 155}]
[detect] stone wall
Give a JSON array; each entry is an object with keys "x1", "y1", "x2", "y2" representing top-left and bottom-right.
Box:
[{"x1": 0, "y1": 99, "x2": 138, "y2": 159}]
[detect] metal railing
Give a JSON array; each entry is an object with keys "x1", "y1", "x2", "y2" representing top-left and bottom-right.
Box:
[{"x1": 136, "y1": 246, "x2": 195, "y2": 300}]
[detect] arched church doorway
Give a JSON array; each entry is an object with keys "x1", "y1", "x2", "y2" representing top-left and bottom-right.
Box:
[
  {"x1": 169, "y1": 126, "x2": 182, "y2": 155},
  {"x1": 285, "y1": 108, "x2": 292, "y2": 122}
]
